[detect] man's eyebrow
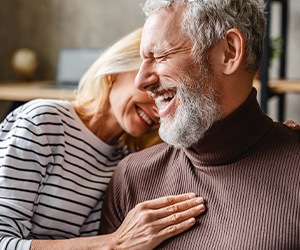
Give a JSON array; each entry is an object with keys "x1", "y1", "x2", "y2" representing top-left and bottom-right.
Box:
[
  {"x1": 150, "y1": 43, "x2": 170, "y2": 55},
  {"x1": 153, "y1": 46, "x2": 191, "y2": 56}
]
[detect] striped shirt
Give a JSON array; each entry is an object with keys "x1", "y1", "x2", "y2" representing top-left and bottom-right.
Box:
[{"x1": 0, "y1": 99, "x2": 123, "y2": 250}]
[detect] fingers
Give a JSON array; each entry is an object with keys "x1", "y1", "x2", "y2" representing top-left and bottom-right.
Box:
[
  {"x1": 147, "y1": 203, "x2": 206, "y2": 249},
  {"x1": 154, "y1": 196, "x2": 205, "y2": 220},
  {"x1": 133, "y1": 193, "x2": 205, "y2": 223},
  {"x1": 283, "y1": 120, "x2": 300, "y2": 130},
  {"x1": 136, "y1": 192, "x2": 198, "y2": 210},
  {"x1": 133, "y1": 195, "x2": 206, "y2": 227},
  {"x1": 154, "y1": 216, "x2": 198, "y2": 245},
  {"x1": 154, "y1": 199, "x2": 205, "y2": 229},
  {"x1": 113, "y1": 194, "x2": 206, "y2": 250}
]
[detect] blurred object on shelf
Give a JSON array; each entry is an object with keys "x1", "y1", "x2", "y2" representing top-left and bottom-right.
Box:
[{"x1": 10, "y1": 48, "x2": 39, "y2": 81}]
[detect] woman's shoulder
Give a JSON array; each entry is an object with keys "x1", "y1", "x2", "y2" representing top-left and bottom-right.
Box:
[
  {"x1": 9, "y1": 99, "x2": 74, "y2": 124},
  {"x1": 20, "y1": 99, "x2": 72, "y2": 116},
  {"x1": 1, "y1": 99, "x2": 75, "y2": 133}
]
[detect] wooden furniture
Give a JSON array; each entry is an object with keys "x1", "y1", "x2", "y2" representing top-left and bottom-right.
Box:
[
  {"x1": 0, "y1": 81, "x2": 76, "y2": 101},
  {"x1": 261, "y1": 0, "x2": 300, "y2": 121},
  {"x1": 254, "y1": 79, "x2": 300, "y2": 93}
]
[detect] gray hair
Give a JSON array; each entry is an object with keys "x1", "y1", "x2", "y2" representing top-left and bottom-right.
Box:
[{"x1": 142, "y1": 0, "x2": 266, "y2": 73}]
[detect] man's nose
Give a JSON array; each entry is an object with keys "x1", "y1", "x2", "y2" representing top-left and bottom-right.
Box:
[{"x1": 134, "y1": 61, "x2": 159, "y2": 91}]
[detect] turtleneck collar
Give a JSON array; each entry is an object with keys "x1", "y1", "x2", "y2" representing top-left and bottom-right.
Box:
[{"x1": 183, "y1": 88, "x2": 274, "y2": 166}]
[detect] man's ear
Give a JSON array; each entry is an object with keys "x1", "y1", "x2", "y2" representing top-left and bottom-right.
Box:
[{"x1": 222, "y1": 28, "x2": 245, "y2": 75}]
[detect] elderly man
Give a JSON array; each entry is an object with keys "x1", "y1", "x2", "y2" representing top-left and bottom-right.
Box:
[{"x1": 100, "y1": 0, "x2": 300, "y2": 249}]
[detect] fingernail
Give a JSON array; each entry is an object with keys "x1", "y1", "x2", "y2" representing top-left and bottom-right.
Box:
[
  {"x1": 188, "y1": 193, "x2": 196, "y2": 198},
  {"x1": 198, "y1": 204, "x2": 205, "y2": 211},
  {"x1": 188, "y1": 218, "x2": 196, "y2": 223},
  {"x1": 196, "y1": 197, "x2": 204, "y2": 203}
]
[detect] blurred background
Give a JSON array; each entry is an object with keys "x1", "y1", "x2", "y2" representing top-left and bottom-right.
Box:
[
  {"x1": 0, "y1": 0, "x2": 144, "y2": 80},
  {"x1": 0, "y1": 0, "x2": 300, "y2": 122}
]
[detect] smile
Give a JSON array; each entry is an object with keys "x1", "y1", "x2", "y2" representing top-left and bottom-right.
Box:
[
  {"x1": 136, "y1": 106, "x2": 154, "y2": 126},
  {"x1": 149, "y1": 86, "x2": 177, "y2": 118}
]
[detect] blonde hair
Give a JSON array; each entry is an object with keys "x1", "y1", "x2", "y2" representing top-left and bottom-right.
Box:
[
  {"x1": 74, "y1": 28, "x2": 143, "y2": 118},
  {"x1": 73, "y1": 28, "x2": 162, "y2": 151}
]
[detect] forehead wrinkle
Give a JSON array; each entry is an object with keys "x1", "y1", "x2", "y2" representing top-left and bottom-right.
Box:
[{"x1": 151, "y1": 39, "x2": 192, "y2": 56}]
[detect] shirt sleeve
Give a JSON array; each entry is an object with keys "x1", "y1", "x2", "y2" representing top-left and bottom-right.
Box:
[{"x1": 0, "y1": 107, "x2": 52, "y2": 250}]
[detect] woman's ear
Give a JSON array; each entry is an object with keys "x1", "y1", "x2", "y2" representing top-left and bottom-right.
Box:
[{"x1": 222, "y1": 28, "x2": 245, "y2": 75}]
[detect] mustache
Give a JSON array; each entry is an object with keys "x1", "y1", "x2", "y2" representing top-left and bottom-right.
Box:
[{"x1": 147, "y1": 85, "x2": 177, "y2": 99}]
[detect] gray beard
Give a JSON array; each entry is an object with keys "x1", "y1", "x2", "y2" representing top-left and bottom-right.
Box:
[{"x1": 158, "y1": 77, "x2": 221, "y2": 148}]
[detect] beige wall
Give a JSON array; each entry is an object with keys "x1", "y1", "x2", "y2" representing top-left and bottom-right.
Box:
[{"x1": 0, "y1": 0, "x2": 145, "y2": 81}]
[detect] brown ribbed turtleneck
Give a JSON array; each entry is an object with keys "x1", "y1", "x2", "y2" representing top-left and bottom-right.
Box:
[
  {"x1": 184, "y1": 89, "x2": 274, "y2": 166},
  {"x1": 100, "y1": 88, "x2": 300, "y2": 249}
]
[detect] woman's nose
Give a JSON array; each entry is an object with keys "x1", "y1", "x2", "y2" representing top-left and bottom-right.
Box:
[{"x1": 135, "y1": 61, "x2": 159, "y2": 91}]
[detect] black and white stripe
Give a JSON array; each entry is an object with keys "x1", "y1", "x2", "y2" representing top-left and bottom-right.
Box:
[{"x1": 0, "y1": 99, "x2": 122, "y2": 250}]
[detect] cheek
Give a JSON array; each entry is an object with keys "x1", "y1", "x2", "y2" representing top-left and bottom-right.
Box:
[
  {"x1": 111, "y1": 82, "x2": 134, "y2": 102},
  {"x1": 137, "y1": 90, "x2": 152, "y2": 103},
  {"x1": 109, "y1": 89, "x2": 127, "y2": 117}
]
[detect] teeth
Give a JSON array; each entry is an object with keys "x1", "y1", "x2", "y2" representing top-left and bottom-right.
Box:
[
  {"x1": 150, "y1": 86, "x2": 176, "y2": 112},
  {"x1": 163, "y1": 92, "x2": 175, "y2": 99},
  {"x1": 150, "y1": 86, "x2": 176, "y2": 100},
  {"x1": 136, "y1": 107, "x2": 153, "y2": 126},
  {"x1": 154, "y1": 90, "x2": 175, "y2": 112},
  {"x1": 156, "y1": 90, "x2": 175, "y2": 102}
]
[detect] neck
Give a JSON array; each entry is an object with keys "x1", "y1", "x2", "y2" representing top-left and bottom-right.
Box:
[
  {"x1": 219, "y1": 73, "x2": 254, "y2": 117},
  {"x1": 74, "y1": 104, "x2": 124, "y2": 145}
]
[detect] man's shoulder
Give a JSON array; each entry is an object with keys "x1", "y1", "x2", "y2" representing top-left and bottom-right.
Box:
[
  {"x1": 111, "y1": 142, "x2": 183, "y2": 196},
  {"x1": 117, "y1": 142, "x2": 180, "y2": 173},
  {"x1": 264, "y1": 122, "x2": 300, "y2": 160},
  {"x1": 131, "y1": 141, "x2": 179, "y2": 161},
  {"x1": 272, "y1": 122, "x2": 300, "y2": 144}
]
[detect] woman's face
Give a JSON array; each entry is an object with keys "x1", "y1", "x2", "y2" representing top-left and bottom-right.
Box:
[{"x1": 109, "y1": 70, "x2": 159, "y2": 137}]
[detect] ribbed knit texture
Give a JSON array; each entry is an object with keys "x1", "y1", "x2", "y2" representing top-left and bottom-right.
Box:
[
  {"x1": 0, "y1": 99, "x2": 122, "y2": 250},
  {"x1": 100, "y1": 89, "x2": 300, "y2": 249}
]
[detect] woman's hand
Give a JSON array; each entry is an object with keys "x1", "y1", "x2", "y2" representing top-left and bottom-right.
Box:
[
  {"x1": 283, "y1": 120, "x2": 300, "y2": 131},
  {"x1": 110, "y1": 193, "x2": 205, "y2": 250},
  {"x1": 30, "y1": 193, "x2": 205, "y2": 250}
]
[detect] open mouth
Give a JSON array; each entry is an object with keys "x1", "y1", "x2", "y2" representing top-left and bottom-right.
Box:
[
  {"x1": 136, "y1": 106, "x2": 154, "y2": 126},
  {"x1": 150, "y1": 87, "x2": 177, "y2": 117}
]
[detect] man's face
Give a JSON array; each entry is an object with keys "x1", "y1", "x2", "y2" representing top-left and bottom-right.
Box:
[{"x1": 135, "y1": 5, "x2": 221, "y2": 148}]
